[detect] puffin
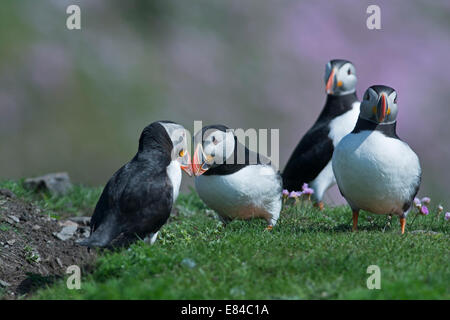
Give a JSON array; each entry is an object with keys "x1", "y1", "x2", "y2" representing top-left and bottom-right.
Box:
[
  {"x1": 78, "y1": 121, "x2": 193, "y2": 248},
  {"x1": 282, "y1": 59, "x2": 360, "y2": 209},
  {"x1": 332, "y1": 85, "x2": 421, "y2": 234},
  {"x1": 192, "y1": 125, "x2": 282, "y2": 230}
]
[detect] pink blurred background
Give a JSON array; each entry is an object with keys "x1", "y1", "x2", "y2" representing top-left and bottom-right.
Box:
[{"x1": 0, "y1": 0, "x2": 449, "y2": 206}]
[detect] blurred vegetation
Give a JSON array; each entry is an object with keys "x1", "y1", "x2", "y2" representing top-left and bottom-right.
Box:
[{"x1": 0, "y1": 0, "x2": 449, "y2": 207}]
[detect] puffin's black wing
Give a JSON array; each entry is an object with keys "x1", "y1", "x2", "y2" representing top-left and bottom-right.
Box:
[
  {"x1": 282, "y1": 122, "x2": 334, "y2": 191},
  {"x1": 89, "y1": 179, "x2": 117, "y2": 234},
  {"x1": 118, "y1": 160, "x2": 173, "y2": 238},
  {"x1": 402, "y1": 166, "x2": 422, "y2": 212},
  {"x1": 78, "y1": 163, "x2": 131, "y2": 247},
  {"x1": 79, "y1": 156, "x2": 172, "y2": 248}
]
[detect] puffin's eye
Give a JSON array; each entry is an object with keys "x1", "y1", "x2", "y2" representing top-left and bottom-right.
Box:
[
  {"x1": 364, "y1": 92, "x2": 370, "y2": 100},
  {"x1": 212, "y1": 136, "x2": 219, "y2": 145},
  {"x1": 393, "y1": 97, "x2": 397, "y2": 104},
  {"x1": 347, "y1": 69, "x2": 351, "y2": 75},
  {"x1": 179, "y1": 150, "x2": 185, "y2": 157}
]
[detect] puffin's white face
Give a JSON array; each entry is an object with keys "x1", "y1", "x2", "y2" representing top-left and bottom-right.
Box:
[
  {"x1": 160, "y1": 122, "x2": 193, "y2": 176},
  {"x1": 192, "y1": 128, "x2": 235, "y2": 176},
  {"x1": 324, "y1": 60, "x2": 357, "y2": 95},
  {"x1": 359, "y1": 85, "x2": 398, "y2": 124}
]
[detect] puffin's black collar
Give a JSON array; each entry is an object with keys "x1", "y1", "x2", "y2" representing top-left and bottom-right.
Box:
[{"x1": 351, "y1": 117, "x2": 400, "y2": 140}]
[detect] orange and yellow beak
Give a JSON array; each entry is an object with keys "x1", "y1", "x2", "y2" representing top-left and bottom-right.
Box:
[
  {"x1": 326, "y1": 68, "x2": 336, "y2": 94},
  {"x1": 192, "y1": 144, "x2": 212, "y2": 176},
  {"x1": 180, "y1": 150, "x2": 193, "y2": 177},
  {"x1": 376, "y1": 94, "x2": 387, "y2": 123}
]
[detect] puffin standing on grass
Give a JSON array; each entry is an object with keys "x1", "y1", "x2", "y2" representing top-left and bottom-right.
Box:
[
  {"x1": 332, "y1": 85, "x2": 421, "y2": 234},
  {"x1": 78, "y1": 121, "x2": 193, "y2": 248},
  {"x1": 192, "y1": 125, "x2": 282, "y2": 230},
  {"x1": 282, "y1": 59, "x2": 360, "y2": 209}
]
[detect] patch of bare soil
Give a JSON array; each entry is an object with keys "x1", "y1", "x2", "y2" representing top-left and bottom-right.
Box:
[{"x1": 0, "y1": 190, "x2": 96, "y2": 299}]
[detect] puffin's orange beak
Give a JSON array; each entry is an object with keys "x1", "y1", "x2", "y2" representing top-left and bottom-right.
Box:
[
  {"x1": 180, "y1": 151, "x2": 193, "y2": 177},
  {"x1": 326, "y1": 68, "x2": 336, "y2": 94},
  {"x1": 377, "y1": 94, "x2": 387, "y2": 122},
  {"x1": 192, "y1": 144, "x2": 210, "y2": 176}
]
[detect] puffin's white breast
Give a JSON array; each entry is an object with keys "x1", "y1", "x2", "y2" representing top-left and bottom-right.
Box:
[
  {"x1": 166, "y1": 160, "x2": 182, "y2": 203},
  {"x1": 195, "y1": 165, "x2": 281, "y2": 223},
  {"x1": 332, "y1": 131, "x2": 421, "y2": 215},
  {"x1": 310, "y1": 102, "x2": 360, "y2": 200},
  {"x1": 328, "y1": 101, "x2": 360, "y2": 147}
]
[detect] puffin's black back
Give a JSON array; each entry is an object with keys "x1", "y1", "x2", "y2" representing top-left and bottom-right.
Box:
[
  {"x1": 79, "y1": 122, "x2": 175, "y2": 248},
  {"x1": 282, "y1": 92, "x2": 358, "y2": 190}
]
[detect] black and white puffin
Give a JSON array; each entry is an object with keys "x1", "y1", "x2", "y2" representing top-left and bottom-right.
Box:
[
  {"x1": 192, "y1": 125, "x2": 282, "y2": 230},
  {"x1": 332, "y1": 85, "x2": 421, "y2": 234},
  {"x1": 282, "y1": 59, "x2": 360, "y2": 209},
  {"x1": 78, "y1": 121, "x2": 193, "y2": 248}
]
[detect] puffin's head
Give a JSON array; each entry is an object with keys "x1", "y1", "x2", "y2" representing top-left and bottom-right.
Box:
[
  {"x1": 192, "y1": 125, "x2": 235, "y2": 176},
  {"x1": 139, "y1": 121, "x2": 192, "y2": 176},
  {"x1": 159, "y1": 121, "x2": 193, "y2": 176},
  {"x1": 324, "y1": 59, "x2": 357, "y2": 95},
  {"x1": 359, "y1": 85, "x2": 398, "y2": 124}
]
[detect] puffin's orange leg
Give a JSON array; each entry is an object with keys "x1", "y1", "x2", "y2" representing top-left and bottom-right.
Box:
[
  {"x1": 400, "y1": 217, "x2": 406, "y2": 235},
  {"x1": 265, "y1": 225, "x2": 273, "y2": 231},
  {"x1": 314, "y1": 201, "x2": 324, "y2": 211},
  {"x1": 352, "y1": 210, "x2": 359, "y2": 232}
]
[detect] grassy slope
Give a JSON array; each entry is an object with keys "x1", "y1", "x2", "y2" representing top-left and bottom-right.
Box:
[{"x1": 1, "y1": 181, "x2": 449, "y2": 299}]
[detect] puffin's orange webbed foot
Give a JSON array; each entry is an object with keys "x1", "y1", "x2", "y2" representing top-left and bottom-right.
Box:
[
  {"x1": 314, "y1": 201, "x2": 324, "y2": 211},
  {"x1": 352, "y1": 210, "x2": 359, "y2": 232},
  {"x1": 400, "y1": 217, "x2": 406, "y2": 235},
  {"x1": 265, "y1": 225, "x2": 273, "y2": 231}
]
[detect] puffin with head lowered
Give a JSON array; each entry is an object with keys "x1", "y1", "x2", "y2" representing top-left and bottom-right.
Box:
[
  {"x1": 332, "y1": 85, "x2": 421, "y2": 234},
  {"x1": 282, "y1": 59, "x2": 360, "y2": 209},
  {"x1": 192, "y1": 125, "x2": 282, "y2": 230},
  {"x1": 78, "y1": 121, "x2": 193, "y2": 248}
]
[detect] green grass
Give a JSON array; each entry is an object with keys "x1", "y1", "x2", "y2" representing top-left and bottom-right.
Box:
[{"x1": 1, "y1": 181, "x2": 449, "y2": 299}]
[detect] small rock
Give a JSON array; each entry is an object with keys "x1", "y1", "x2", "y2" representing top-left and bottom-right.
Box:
[
  {"x1": 24, "y1": 172, "x2": 72, "y2": 196},
  {"x1": 68, "y1": 216, "x2": 91, "y2": 226},
  {"x1": 32, "y1": 225, "x2": 41, "y2": 231},
  {"x1": 53, "y1": 225, "x2": 77, "y2": 241},
  {"x1": 6, "y1": 239, "x2": 16, "y2": 246},
  {"x1": 8, "y1": 215, "x2": 20, "y2": 223},
  {"x1": 3, "y1": 217, "x2": 15, "y2": 225},
  {"x1": 0, "y1": 280, "x2": 11, "y2": 287},
  {"x1": 58, "y1": 220, "x2": 78, "y2": 228},
  {"x1": 0, "y1": 189, "x2": 16, "y2": 198},
  {"x1": 56, "y1": 257, "x2": 63, "y2": 268},
  {"x1": 181, "y1": 258, "x2": 196, "y2": 269}
]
